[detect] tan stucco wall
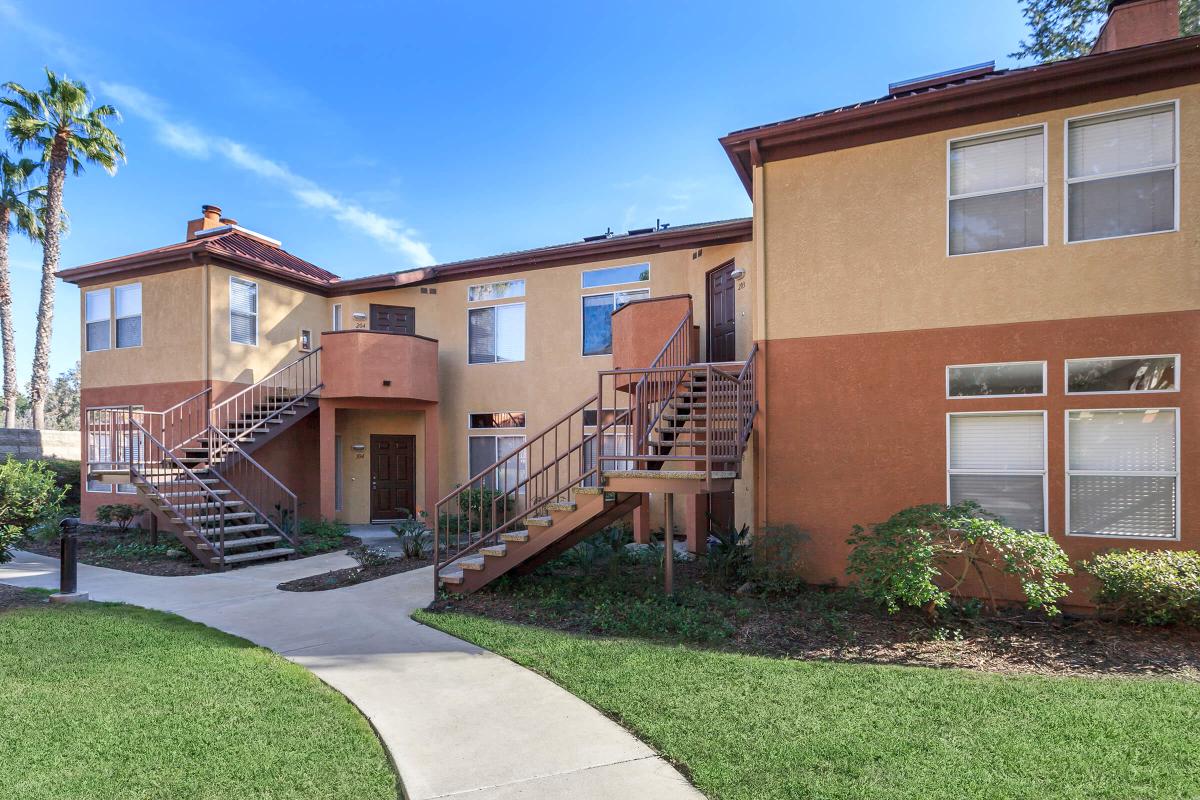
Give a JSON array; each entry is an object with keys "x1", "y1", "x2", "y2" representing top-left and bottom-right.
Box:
[
  {"x1": 207, "y1": 265, "x2": 329, "y2": 387},
  {"x1": 79, "y1": 267, "x2": 207, "y2": 388},
  {"x1": 335, "y1": 409, "x2": 425, "y2": 525},
  {"x1": 759, "y1": 85, "x2": 1200, "y2": 341}
]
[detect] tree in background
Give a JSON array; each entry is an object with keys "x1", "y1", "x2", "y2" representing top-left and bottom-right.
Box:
[
  {"x1": 1012, "y1": 0, "x2": 1198, "y2": 62},
  {"x1": 2, "y1": 69, "x2": 123, "y2": 429},
  {"x1": 0, "y1": 154, "x2": 43, "y2": 428},
  {"x1": 43, "y1": 361, "x2": 78, "y2": 430}
]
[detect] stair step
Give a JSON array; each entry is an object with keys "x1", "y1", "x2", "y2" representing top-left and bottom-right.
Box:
[
  {"x1": 457, "y1": 556, "x2": 486, "y2": 571},
  {"x1": 157, "y1": 489, "x2": 232, "y2": 498},
  {"x1": 217, "y1": 547, "x2": 294, "y2": 565},
  {"x1": 545, "y1": 502, "x2": 576, "y2": 513},
  {"x1": 500, "y1": 529, "x2": 530, "y2": 542},
  {"x1": 204, "y1": 523, "x2": 272, "y2": 535},
  {"x1": 574, "y1": 487, "x2": 604, "y2": 495},
  {"x1": 657, "y1": 425, "x2": 708, "y2": 433},
  {"x1": 480, "y1": 543, "x2": 507, "y2": 557},
  {"x1": 663, "y1": 413, "x2": 706, "y2": 422},
  {"x1": 200, "y1": 535, "x2": 282, "y2": 551},
  {"x1": 603, "y1": 469, "x2": 738, "y2": 480},
  {"x1": 526, "y1": 516, "x2": 554, "y2": 527},
  {"x1": 440, "y1": 570, "x2": 464, "y2": 586},
  {"x1": 184, "y1": 511, "x2": 257, "y2": 524}
]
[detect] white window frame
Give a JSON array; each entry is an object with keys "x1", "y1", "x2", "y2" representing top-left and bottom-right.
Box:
[
  {"x1": 1064, "y1": 99, "x2": 1180, "y2": 245},
  {"x1": 580, "y1": 262, "x2": 651, "y2": 289},
  {"x1": 113, "y1": 283, "x2": 143, "y2": 350},
  {"x1": 467, "y1": 302, "x2": 526, "y2": 365},
  {"x1": 466, "y1": 411, "x2": 526, "y2": 430},
  {"x1": 582, "y1": 413, "x2": 635, "y2": 484},
  {"x1": 945, "y1": 360, "x2": 1048, "y2": 399},
  {"x1": 945, "y1": 410, "x2": 1049, "y2": 533},
  {"x1": 1065, "y1": 407, "x2": 1181, "y2": 540},
  {"x1": 580, "y1": 288, "x2": 650, "y2": 358},
  {"x1": 946, "y1": 123, "x2": 1048, "y2": 258},
  {"x1": 1064, "y1": 354, "x2": 1180, "y2": 396},
  {"x1": 468, "y1": 279, "x2": 526, "y2": 302},
  {"x1": 84, "y1": 288, "x2": 111, "y2": 353},
  {"x1": 331, "y1": 303, "x2": 343, "y2": 332},
  {"x1": 229, "y1": 276, "x2": 259, "y2": 347}
]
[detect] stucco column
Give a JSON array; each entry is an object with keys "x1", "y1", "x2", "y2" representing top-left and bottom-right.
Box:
[
  {"x1": 684, "y1": 495, "x2": 707, "y2": 555},
  {"x1": 632, "y1": 493, "x2": 651, "y2": 544},
  {"x1": 423, "y1": 403, "x2": 440, "y2": 518},
  {"x1": 318, "y1": 400, "x2": 337, "y2": 521}
]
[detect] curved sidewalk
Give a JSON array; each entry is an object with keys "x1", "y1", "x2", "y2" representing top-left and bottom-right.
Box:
[{"x1": 1, "y1": 550, "x2": 701, "y2": 800}]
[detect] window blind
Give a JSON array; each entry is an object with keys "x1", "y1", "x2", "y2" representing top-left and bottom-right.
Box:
[
  {"x1": 1068, "y1": 107, "x2": 1175, "y2": 179},
  {"x1": 85, "y1": 289, "x2": 110, "y2": 352},
  {"x1": 1067, "y1": 409, "x2": 1178, "y2": 539},
  {"x1": 230, "y1": 278, "x2": 257, "y2": 345},
  {"x1": 948, "y1": 129, "x2": 1044, "y2": 255},
  {"x1": 947, "y1": 413, "x2": 1045, "y2": 532},
  {"x1": 468, "y1": 308, "x2": 496, "y2": 364},
  {"x1": 495, "y1": 304, "x2": 525, "y2": 362},
  {"x1": 950, "y1": 130, "x2": 1044, "y2": 195}
]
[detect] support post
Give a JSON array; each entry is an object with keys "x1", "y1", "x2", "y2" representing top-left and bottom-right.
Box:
[
  {"x1": 148, "y1": 510, "x2": 159, "y2": 547},
  {"x1": 663, "y1": 493, "x2": 674, "y2": 596},
  {"x1": 318, "y1": 400, "x2": 338, "y2": 520},
  {"x1": 632, "y1": 493, "x2": 651, "y2": 544},
  {"x1": 683, "y1": 495, "x2": 708, "y2": 555}
]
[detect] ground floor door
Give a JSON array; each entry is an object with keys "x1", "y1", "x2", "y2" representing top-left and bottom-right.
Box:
[{"x1": 370, "y1": 434, "x2": 416, "y2": 522}]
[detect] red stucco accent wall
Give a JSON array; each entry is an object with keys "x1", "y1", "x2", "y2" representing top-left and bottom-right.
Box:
[{"x1": 756, "y1": 310, "x2": 1198, "y2": 606}]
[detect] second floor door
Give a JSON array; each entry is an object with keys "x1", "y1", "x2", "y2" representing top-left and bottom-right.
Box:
[{"x1": 370, "y1": 304, "x2": 416, "y2": 335}]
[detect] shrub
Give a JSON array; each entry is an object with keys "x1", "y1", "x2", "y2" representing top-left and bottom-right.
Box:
[
  {"x1": 0, "y1": 456, "x2": 67, "y2": 563},
  {"x1": 457, "y1": 487, "x2": 512, "y2": 531},
  {"x1": 706, "y1": 521, "x2": 752, "y2": 587},
  {"x1": 392, "y1": 515, "x2": 431, "y2": 559},
  {"x1": 294, "y1": 518, "x2": 350, "y2": 556},
  {"x1": 347, "y1": 545, "x2": 398, "y2": 568},
  {"x1": 96, "y1": 504, "x2": 141, "y2": 532},
  {"x1": 846, "y1": 501, "x2": 1072, "y2": 617},
  {"x1": 41, "y1": 458, "x2": 81, "y2": 506},
  {"x1": 752, "y1": 523, "x2": 810, "y2": 593},
  {"x1": 1082, "y1": 549, "x2": 1200, "y2": 626}
]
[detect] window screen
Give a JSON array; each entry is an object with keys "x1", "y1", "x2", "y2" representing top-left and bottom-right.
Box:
[
  {"x1": 230, "y1": 277, "x2": 258, "y2": 345},
  {"x1": 85, "y1": 289, "x2": 110, "y2": 352},
  {"x1": 949, "y1": 128, "x2": 1044, "y2": 255},
  {"x1": 947, "y1": 413, "x2": 1046, "y2": 531}
]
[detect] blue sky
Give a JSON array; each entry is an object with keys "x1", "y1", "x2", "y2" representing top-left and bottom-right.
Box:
[{"x1": 0, "y1": 0, "x2": 1031, "y2": 386}]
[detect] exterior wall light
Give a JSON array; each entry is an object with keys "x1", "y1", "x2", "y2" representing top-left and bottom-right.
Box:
[
  {"x1": 352, "y1": 444, "x2": 366, "y2": 452},
  {"x1": 730, "y1": 267, "x2": 746, "y2": 280}
]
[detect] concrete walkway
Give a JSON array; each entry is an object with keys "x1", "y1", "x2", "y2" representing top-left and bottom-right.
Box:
[{"x1": 0, "y1": 549, "x2": 701, "y2": 800}]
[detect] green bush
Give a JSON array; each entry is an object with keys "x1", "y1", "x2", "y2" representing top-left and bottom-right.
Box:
[
  {"x1": 40, "y1": 457, "x2": 81, "y2": 506},
  {"x1": 96, "y1": 503, "x2": 141, "y2": 532},
  {"x1": 706, "y1": 521, "x2": 752, "y2": 587},
  {"x1": 294, "y1": 518, "x2": 350, "y2": 556},
  {"x1": 846, "y1": 502, "x2": 1072, "y2": 617},
  {"x1": 1082, "y1": 549, "x2": 1200, "y2": 626},
  {"x1": 0, "y1": 456, "x2": 67, "y2": 563}
]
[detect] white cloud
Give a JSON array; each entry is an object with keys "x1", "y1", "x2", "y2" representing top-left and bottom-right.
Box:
[{"x1": 99, "y1": 80, "x2": 434, "y2": 266}]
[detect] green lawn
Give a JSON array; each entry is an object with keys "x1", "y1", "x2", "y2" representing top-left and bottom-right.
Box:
[
  {"x1": 416, "y1": 610, "x2": 1200, "y2": 800},
  {"x1": 0, "y1": 599, "x2": 396, "y2": 800}
]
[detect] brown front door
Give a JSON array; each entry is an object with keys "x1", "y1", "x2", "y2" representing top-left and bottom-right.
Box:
[
  {"x1": 706, "y1": 261, "x2": 737, "y2": 362},
  {"x1": 370, "y1": 434, "x2": 416, "y2": 521},
  {"x1": 370, "y1": 304, "x2": 416, "y2": 334},
  {"x1": 706, "y1": 261, "x2": 738, "y2": 532}
]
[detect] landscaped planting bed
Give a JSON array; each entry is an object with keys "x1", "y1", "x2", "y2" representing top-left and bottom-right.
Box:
[
  {"x1": 278, "y1": 555, "x2": 432, "y2": 591},
  {"x1": 0, "y1": 594, "x2": 397, "y2": 799},
  {"x1": 430, "y1": 556, "x2": 1200, "y2": 679},
  {"x1": 418, "y1": 609, "x2": 1200, "y2": 800}
]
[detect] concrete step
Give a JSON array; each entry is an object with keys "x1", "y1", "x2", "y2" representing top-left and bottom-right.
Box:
[
  {"x1": 526, "y1": 516, "x2": 553, "y2": 527},
  {"x1": 184, "y1": 511, "x2": 257, "y2": 524},
  {"x1": 545, "y1": 502, "x2": 576, "y2": 513},
  {"x1": 204, "y1": 523, "x2": 272, "y2": 535},
  {"x1": 440, "y1": 570, "x2": 464, "y2": 586},
  {"x1": 500, "y1": 529, "x2": 530, "y2": 543},
  {"x1": 574, "y1": 486, "x2": 605, "y2": 496},
  {"x1": 457, "y1": 556, "x2": 486, "y2": 571},
  {"x1": 157, "y1": 488, "x2": 232, "y2": 499},
  {"x1": 480, "y1": 543, "x2": 507, "y2": 557},
  {"x1": 217, "y1": 547, "x2": 294, "y2": 565}
]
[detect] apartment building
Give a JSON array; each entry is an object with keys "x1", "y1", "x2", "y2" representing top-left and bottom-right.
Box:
[{"x1": 64, "y1": 0, "x2": 1198, "y2": 601}]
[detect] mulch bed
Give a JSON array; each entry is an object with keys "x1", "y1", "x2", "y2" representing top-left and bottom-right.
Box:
[
  {"x1": 434, "y1": 559, "x2": 1200, "y2": 680},
  {"x1": 20, "y1": 528, "x2": 363, "y2": 577},
  {"x1": 277, "y1": 556, "x2": 432, "y2": 592},
  {"x1": 0, "y1": 584, "x2": 48, "y2": 613}
]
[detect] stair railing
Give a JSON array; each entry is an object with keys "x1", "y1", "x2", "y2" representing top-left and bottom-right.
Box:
[
  {"x1": 98, "y1": 406, "x2": 228, "y2": 565},
  {"x1": 209, "y1": 347, "x2": 323, "y2": 453},
  {"x1": 433, "y1": 394, "x2": 601, "y2": 589},
  {"x1": 206, "y1": 425, "x2": 298, "y2": 546},
  {"x1": 85, "y1": 388, "x2": 211, "y2": 471}
]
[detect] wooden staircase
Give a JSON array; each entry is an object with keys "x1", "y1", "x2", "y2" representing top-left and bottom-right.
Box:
[
  {"x1": 435, "y1": 311, "x2": 758, "y2": 593},
  {"x1": 84, "y1": 349, "x2": 322, "y2": 571}
]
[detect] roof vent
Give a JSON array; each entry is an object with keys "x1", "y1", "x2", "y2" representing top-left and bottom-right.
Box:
[
  {"x1": 888, "y1": 60, "x2": 994, "y2": 95},
  {"x1": 627, "y1": 227, "x2": 654, "y2": 236}
]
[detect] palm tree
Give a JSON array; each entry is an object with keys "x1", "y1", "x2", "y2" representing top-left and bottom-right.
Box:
[
  {"x1": 0, "y1": 154, "x2": 43, "y2": 428},
  {"x1": 2, "y1": 69, "x2": 123, "y2": 429}
]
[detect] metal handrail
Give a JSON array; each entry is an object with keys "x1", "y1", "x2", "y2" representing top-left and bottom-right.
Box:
[
  {"x1": 207, "y1": 425, "x2": 299, "y2": 545},
  {"x1": 209, "y1": 348, "x2": 323, "y2": 452}
]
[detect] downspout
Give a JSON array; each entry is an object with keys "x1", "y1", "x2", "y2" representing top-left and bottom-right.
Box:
[{"x1": 750, "y1": 139, "x2": 769, "y2": 534}]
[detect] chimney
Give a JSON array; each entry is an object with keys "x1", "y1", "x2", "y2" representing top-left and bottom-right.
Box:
[
  {"x1": 185, "y1": 204, "x2": 227, "y2": 240},
  {"x1": 1091, "y1": 0, "x2": 1179, "y2": 54}
]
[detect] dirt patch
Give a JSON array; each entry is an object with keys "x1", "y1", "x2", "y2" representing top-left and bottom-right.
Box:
[
  {"x1": 0, "y1": 584, "x2": 49, "y2": 613},
  {"x1": 20, "y1": 528, "x2": 363, "y2": 576},
  {"x1": 278, "y1": 557, "x2": 432, "y2": 592},
  {"x1": 432, "y1": 559, "x2": 1200, "y2": 680}
]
